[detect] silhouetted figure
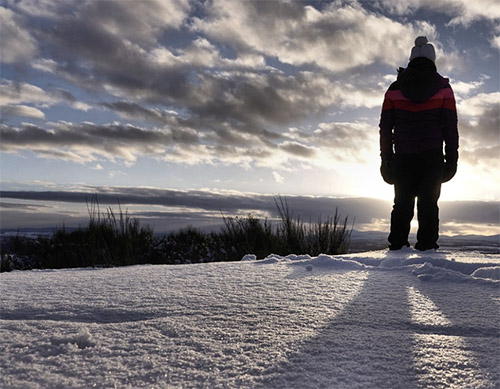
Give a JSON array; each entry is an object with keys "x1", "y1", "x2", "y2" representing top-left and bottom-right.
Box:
[{"x1": 379, "y1": 36, "x2": 459, "y2": 251}]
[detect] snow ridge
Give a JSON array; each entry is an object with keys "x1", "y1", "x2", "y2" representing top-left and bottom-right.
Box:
[{"x1": 247, "y1": 247, "x2": 500, "y2": 285}]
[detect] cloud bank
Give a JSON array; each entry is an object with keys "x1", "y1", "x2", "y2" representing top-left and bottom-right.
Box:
[{"x1": 1, "y1": 187, "x2": 498, "y2": 237}]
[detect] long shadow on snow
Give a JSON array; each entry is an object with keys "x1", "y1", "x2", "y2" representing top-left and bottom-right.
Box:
[
  {"x1": 414, "y1": 280, "x2": 500, "y2": 386},
  {"x1": 0, "y1": 306, "x2": 162, "y2": 324},
  {"x1": 256, "y1": 268, "x2": 419, "y2": 388}
]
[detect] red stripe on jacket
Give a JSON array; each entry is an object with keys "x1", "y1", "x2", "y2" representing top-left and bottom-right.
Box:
[{"x1": 382, "y1": 88, "x2": 456, "y2": 112}]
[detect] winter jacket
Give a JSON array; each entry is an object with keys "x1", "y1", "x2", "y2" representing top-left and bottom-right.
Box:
[{"x1": 379, "y1": 58, "x2": 459, "y2": 163}]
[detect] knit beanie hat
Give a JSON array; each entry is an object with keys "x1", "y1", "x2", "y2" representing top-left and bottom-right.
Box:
[{"x1": 409, "y1": 36, "x2": 436, "y2": 62}]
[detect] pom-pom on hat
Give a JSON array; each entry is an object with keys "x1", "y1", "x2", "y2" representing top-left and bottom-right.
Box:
[{"x1": 409, "y1": 36, "x2": 436, "y2": 62}]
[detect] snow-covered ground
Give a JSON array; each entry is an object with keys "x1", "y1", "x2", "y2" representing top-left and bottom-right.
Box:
[{"x1": 1, "y1": 248, "x2": 499, "y2": 388}]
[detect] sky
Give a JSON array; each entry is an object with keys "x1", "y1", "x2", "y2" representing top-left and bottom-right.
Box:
[{"x1": 0, "y1": 0, "x2": 499, "y2": 236}]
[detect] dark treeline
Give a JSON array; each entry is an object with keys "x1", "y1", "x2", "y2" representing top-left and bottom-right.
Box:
[{"x1": 0, "y1": 196, "x2": 352, "y2": 272}]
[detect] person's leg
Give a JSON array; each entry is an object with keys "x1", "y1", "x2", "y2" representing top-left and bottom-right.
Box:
[
  {"x1": 415, "y1": 189, "x2": 440, "y2": 250},
  {"x1": 388, "y1": 154, "x2": 417, "y2": 250},
  {"x1": 415, "y1": 151, "x2": 444, "y2": 250}
]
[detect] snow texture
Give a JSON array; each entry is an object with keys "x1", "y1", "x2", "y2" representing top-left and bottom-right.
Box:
[{"x1": 1, "y1": 248, "x2": 499, "y2": 388}]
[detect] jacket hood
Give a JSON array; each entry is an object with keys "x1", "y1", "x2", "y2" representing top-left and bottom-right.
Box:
[{"x1": 397, "y1": 57, "x2": 447, "y2": 103}]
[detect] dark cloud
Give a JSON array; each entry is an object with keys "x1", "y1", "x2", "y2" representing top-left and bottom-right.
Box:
[
  {"x1": 372, "y1": 0, "x2": 499, "y2": 25},
  {"x1": 460, "y1": 146, "x2": 500, "y2": 167},
  {"x1": 460, "y1": 105, "x2": 499, "y2": 144},
  {"x1": 0, "y1": 5, "x2": 37, "y2": 64},
  {"x1": 50, "y1": 88, "x2": 78, "y2": 103},
  {"x1": 32, "y1": 3, "x2": 328, "y2": 129},
  {"x1": 0, "y1": 1, "x2": 427, "y2": 169},
  {"x1": 2, "y1": 188, "x2": 498, "y2": 235},
  {"x1": 43, "y1": 23, "x2": 191, "y2": 101},
  {"x1": 475, "y1": 107, "x2": 500, "y2": 142},
  {"x1": 16, "y1": 4, "x2": 340, "y2": 162},
  {"x1": 1, "y1": 123, "x2": 83, "y2": 145},
  {"x1": 439, "y1": 201, "x2": 500, "y2": 224},
  {"x1": 0, "y1": 201, "x2": 52, "y2": 210},
  {"x1": 0, "y1": 122, "x2": 200, "y2": 162},
  {"x1": 0, "y1": 117, "x2": 301, "y2": 165},
  {"x1": 77, "y1": 0, "x2": 189, "y2": 44},
  {"x1": 16, "y1": 2, "x2": 370, "y2": 124},
  {"x1": 0, "y1": 187, "x2": 386, "y2": 223},
  {"x1": 0, "y1": 209, "x2": 81, "y2": 230},
  {"x1": 458, "y1": 98, "x2": 500, "y2": 166},
  {"x1": 313, "y1": 122, "x2": 374, "y2": 145},
  {"x1": 279, "y1": 141, "x2": 316, "y2": 158},
  {"x1": 103, "y1": 100, "x2": 283, "y2": 144},
  {"x1": 100, "y1": 102, "x2": 176, "y2": 125},
  {"x1": 190, "y1": 72, "x2": 333, "y2": 127}
]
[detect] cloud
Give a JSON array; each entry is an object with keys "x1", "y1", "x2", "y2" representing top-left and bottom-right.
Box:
[
  {"x1": 492, "y1": 25, "x2": 500, "y2": 49},
  {"x1": 8, "y1": 0, "x2": 190, "y2": 43},
  {"x1": 374, "y1": 0, "x2": 500, "y2": 25},
  {"x1": 278, "y1": 141, "x2": 316, "y2": 158},
  {"x1": 301, "y1": 121, "x2": 379, "y2": 164},
  {"x1": 6, "y1": 0, "x2": 429, "y2": 132},
  {"x1": 100, "y1": 102, "x2": 181, "y2": 125},
  {"x1": 192, "y1": 0, "x2": 434, "y2": 72},
  {"x1": 5, "y1": 0, "x2": 79, "y2": 19},
  {"x1": 0, "y1": 201, "x2": 52, "y2": 210},
  {"x1": 457, "y1": 92, "x2": 500, "y2": 118},
  {"x1": 13, "y1": 1, "x2": 191, "y2": 109},
  {"x1": 182, "y1": 71, "x2": 336, "y2": 126},
  {"x1": 0, "y1": 80, "x2": 91, "y2": 115},
  {"x1": 272, "y1": 172, "x2": 285, "y2": 184},
  {"x1": 0, "y1": 80, "x2": 55, "y2": 106},
  {"x1": 0, "y1": 118, "x2": 293, "y2": 168},
  {"x1": 159, "y1": 37, "x2": 267, "y2": 70},
  {"x1": 0, "y1": 2, "x2": 427, "y2": 146},
  {"x1": 440, "y1": 200, "x2": 500, "y2": 225},
  {"x1": 0, "y1": 121, "x2": 199, "y2": 164},
  {"x1": 450, "y1": 78, "x2": 485, "y2": 98},
  {"x1": 24, "y1": 8, "x2": 345, "y2": 132},
  {"x1": 0, "y1": 6, "x2": 37, "y2": 64},
  {"x1": 1, "y1": 187, "x2": 498, "y2": 236},
  {"x1": 1, "y1": 105, "x2": 45, "y2": 120},
  {"x1": 463, "y1": 104, "x2": 499, "y2": 144},
  {"x1": 457, "y1": 92, "x2": 500, "y2": 166},
  {"x1": 80, "y1": 0, "x2": 190, "y2": 44},
  {"x1": 0, "y1": 114, "x2": 380, "y2": 170},
  {"x1": 0, "y1": 187, "x2": 392, "y2": 228},
  {"x1": 50, "y1": 88, "x2": 91, "y2": 111}
]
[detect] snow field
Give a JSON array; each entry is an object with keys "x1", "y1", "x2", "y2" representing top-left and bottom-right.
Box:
[{"x1": 0, "y1": 248, "x2": 499, "y2": 388}]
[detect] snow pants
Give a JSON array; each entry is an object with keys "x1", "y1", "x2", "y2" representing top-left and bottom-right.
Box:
[{"x1": 389, "y1": 149, "x2": 444, "y2": 250}]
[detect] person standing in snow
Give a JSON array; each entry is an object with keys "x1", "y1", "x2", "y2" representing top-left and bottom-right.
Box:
[{"x1": 379, "y1": 36, "x2": 459, "y2": 251}]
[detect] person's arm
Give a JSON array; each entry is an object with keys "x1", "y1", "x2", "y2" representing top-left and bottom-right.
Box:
[
  {"x1": 441, "y1": 86, "x2": 458, "y2": 182},
  {"x1": 379, "y1": 90, "x2": 395, "y2": 184}
]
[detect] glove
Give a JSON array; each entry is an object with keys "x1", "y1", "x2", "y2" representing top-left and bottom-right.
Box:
[
  {"x1": 442, "y1": 159, "x2": 457, "y2": 183},
  {"x1": 380, "y1": 153, "x2": 394, "y2": 184}
]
